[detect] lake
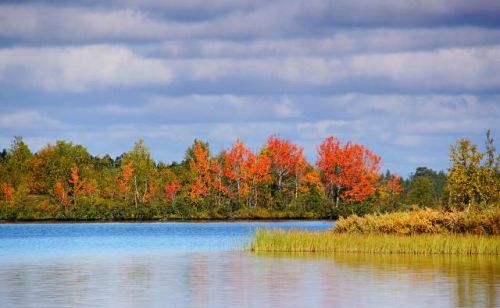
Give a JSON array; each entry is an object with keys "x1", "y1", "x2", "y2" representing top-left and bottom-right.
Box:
[{"x1": 0, "y1": 221, "x2": 498, "y2": 307}]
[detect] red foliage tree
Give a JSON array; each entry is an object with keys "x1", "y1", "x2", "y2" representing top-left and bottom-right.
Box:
[
  {"x1": 222, "y1": 140, "x2": 253, "y2": 198},
  {"x1": 299, "y1": 170, "x2": 322, "y2": 194},
  {"x1": 221, "y1": 140, "x2": 272, "y2": 206},
  {"x1": 54, "y1": 180, "x2": 69, "y2": 209},
  {"x1": 0, "y1": 182, "x2": 14, "y2": 201},
  {"x1": 118, "y1": 162, "x2": 134, "y2": 200},
  {"x1": 242, "y1": 152, "x2": 271, "y2": 206},
  {"x1": 189, "y1": 141, "x2": 212, "y2": 200},
  {"x1": 317, "y1": 136, "x2": 381, "y2": 204},
  {"x1": 385, "y1": 174, "x2": 403, "y2": 196},
  {"x1": 68, "y1": 165, "x2": 85, "y2": 206},
  {"x1": 265, "y1": 136, "x2": 306, "y2": 196},
  {"x1": 164, "y1": 179, "x2": 181, "y2": 202}
]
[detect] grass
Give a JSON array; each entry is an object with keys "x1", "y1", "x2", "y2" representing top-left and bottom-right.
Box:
[
  {"x1": 250, "y1": 230, "x2": 500, "y2": 255},
  {"x1": 250, "y1": 207, "x2": 500, "y2": 255}
]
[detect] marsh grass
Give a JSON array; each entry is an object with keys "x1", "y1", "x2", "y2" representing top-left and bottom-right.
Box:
[
  {"x1": 333, "y1": 207, "x2": 500, "y2": 235},
  {"x1": 250, "y1": 230, "x2": 500, "y2": 255}
]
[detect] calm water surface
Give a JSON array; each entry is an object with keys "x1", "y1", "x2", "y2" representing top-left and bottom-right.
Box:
[{"x1": 0, "y1": 221, "x2": 498, "y2": 307}]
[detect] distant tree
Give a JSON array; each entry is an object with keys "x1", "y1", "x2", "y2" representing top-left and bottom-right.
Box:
[
  {"x1": 0, "y1": 182, "x2": 14, "y2": 202},
  {"x1": 317, "y1": 136, "x2": 381, "y2": 205},
  {"x1": 68, "y1": 165, "x2": 86, "y2": 207},
  {"x1": 5, "y1": 136, "x2": 32, "y2": 189},
  {"x1": 404, "y1": 167, "x2": 447, "y2": 205},
  {"x1": 446, "y1": 132, "x2": 500, "y2": 207},
  {"x1": 122, "y1": 140, "x2": 156, "y2": 207},
  {"x1": 264, "y1": 136, "x2": 305, "y2": 192},
  {"x1": 188, "y1": 140, "x2": 212, "y2": 201},
  {"x1": 406, "y1": 176, "x2": 434, "y2": 206},
  {"x1": 30, "y1": 141, "x2": 92, "y2": 195}
]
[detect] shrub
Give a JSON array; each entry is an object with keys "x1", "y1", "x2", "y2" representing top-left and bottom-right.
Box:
[{"x1": 333, "y1": 207, "x2": 500, "y2": 235}]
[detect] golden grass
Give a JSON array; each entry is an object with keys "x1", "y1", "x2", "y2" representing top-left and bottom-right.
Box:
[
  {"x1": 250, "y1": 229, "x2": 500, "y2": 255},
  {"x1": 333, "y1": 207, "x2": 500, "y2": 235}
]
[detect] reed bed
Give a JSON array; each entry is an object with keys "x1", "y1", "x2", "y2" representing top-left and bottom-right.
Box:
[{"x1": 250, "y1": 230, "x2": 500, "y2": 255}]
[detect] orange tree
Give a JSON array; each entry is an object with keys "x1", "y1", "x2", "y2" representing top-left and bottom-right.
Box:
[{"x1": 317, "y1": 136, "x2": 381, "y2": 206}]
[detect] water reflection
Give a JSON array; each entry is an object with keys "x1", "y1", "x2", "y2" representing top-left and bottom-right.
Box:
[
  {"x1": 255, "y1": 252, "x2": 499, "y2": 307},
  {"x1": 1, "y1": 252, "x2": 497, "y2": 308}
]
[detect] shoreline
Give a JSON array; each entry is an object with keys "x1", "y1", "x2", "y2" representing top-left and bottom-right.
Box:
[{"x1": 0, "y1": 217, "x2": 336, "y2": 224}]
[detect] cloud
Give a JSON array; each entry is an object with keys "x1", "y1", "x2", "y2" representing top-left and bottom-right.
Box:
[
  {"x1": 0, "y1": 111, "x2": 67, "y2": 129},
  {"x1": 98, "y1": 95, "x2": 303, "y2": 123},
  {"x1": 138, "y1": 27, "x2": 500, "y2": 58},
  {"x1": 0, "y1": 0, "x2": 499, "y2": 176},
  {"x1": 0, "y1": 45, "x2": 173, "y2": 91},
  {"x1": 0, "y1": 5, "x2": 169, "y2": 41},
  {"x1": 162, "y1": 45, "x2": 500, "y2": 92},
  {"x1": 3, "y1": 1, "x2": 500, "y2": 43},
  {"x1": 297, "y1": 0, "x2": 500, "y2": 28}
]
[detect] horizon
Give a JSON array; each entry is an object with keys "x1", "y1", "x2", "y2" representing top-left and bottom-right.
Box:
[{"x1": 1, "y1": 0, "x2": 500, "y2": 177}]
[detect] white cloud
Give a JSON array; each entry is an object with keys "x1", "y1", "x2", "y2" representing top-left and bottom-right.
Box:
[
  {"x1": 0, "y1": 111, "x2": 67, "y2": 129},
  {"x1": 0, "y1": 5, "x2": 169, "y2": 41},
  {"x1": 0, "y1": 45, "x2": 173, "y2": 91},
  {"x1": 165, "y1": 45, "x2": 500, "y2": 91}
]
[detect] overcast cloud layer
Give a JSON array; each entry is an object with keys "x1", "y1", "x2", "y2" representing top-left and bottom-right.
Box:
[{"x1": 1, "y1": 0, "x2": 499, "y2": 176}]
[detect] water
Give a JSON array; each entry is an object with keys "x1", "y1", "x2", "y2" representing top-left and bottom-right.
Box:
[{"x1": 0, "y1": 222, "x2": 498, "y2": 307}]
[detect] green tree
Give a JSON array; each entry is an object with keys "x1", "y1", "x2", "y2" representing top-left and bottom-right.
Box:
[
  {"x1": 5, "y1": 137, "x2": 32, "y2": 189},
  {"x1": 406, "y1": 176, "x2": 434, "y2": 206},
  {"x1": 31, "y1": 141, "x2": 92, "y2": 195},
  {"x1": 122, "y1": 139, "x2": 157, "y2": 209},
  {"x1": 404, "y1": 167, "x2": 447, "y2": 205}
]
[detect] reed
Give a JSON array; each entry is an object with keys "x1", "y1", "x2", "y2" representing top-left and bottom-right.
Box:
[{"x1": 250, "y1": 230, "x2": 500, "y2": 255}]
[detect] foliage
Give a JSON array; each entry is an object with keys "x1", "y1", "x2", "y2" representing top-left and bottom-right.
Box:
[
  {"x1": 446, "y1": 133, "x2": 500, "y2": 207},
  {"x1": 333, "y1": 207, "x2": 500, "y2": 235},
  {"x1": 406, "y1": 176, "x2": 435, "y2": 206},
  {"x1": 404, "y1": 167, "x2": 447, "y2": 206},
  {"x1": 0, "y1": 131, "x2": 495, "y2": 221},
  {"x1": 317, "y1": 136, "x2": 381, "y2": 204}
]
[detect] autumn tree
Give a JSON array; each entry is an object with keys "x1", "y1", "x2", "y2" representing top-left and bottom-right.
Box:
[
  {"x1": 188, "y1": 140, "x2": 213, "y2": 201},
  {"x1": 447, "y1": 133, "x2": 500, "y2": 207},
  {"x1": 264, "y1": 136, "x2": 306, "y2": 198},
  {"x1": 241, "y1": 150, "x2": 271, "y2": 207},
  {"x1": 5, "y1": 137, "x2": 32, "y2": 190},
  {"x1": 222, "y1": 140, "x2": 252, "y2": 200},
  {"x1": 299, "y1": 169, "x2": 323, "y2": 195},
  {"x1": 30, "y1": 141, "x2": 92, "y2": 194},
  {"x1": 447, "y1": 139, "x2": 484, "y2": 206},
  {"x1": 122, "y1": 140, "x2": 157, "y2": 208},
  {"x1": 118, "y1": 161, "x2": 134, "y2": 201},
  {"x1": 0, "y1": 182, "x2": 14, "y2": 202},
  {"x1": 54, "y1": 180, "x2": 69, "y2": 210},
  {"x1": 164, "y1": 180, "x2": 181, "y2": 202},
  {"x1": 317, "y1": 136, "x2": 381, "y2": 205},
  {"x1": 68, "y1": 165, "x2": 86, "y2": 206}
]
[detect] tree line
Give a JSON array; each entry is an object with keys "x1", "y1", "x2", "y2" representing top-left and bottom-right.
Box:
[{"x1": 0, "y1": 132, "x2": 498, "y2": 220}]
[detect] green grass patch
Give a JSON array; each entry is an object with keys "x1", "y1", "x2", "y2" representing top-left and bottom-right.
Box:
[{"x1": 250, "y1": 230, "x2": 500, "y2": 255}]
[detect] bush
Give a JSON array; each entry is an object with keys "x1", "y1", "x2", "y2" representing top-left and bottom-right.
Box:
[{"x1": 333, "y1": 207, "x2": 500, "y2": 235}]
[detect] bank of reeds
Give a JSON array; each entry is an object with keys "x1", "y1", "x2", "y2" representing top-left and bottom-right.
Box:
[
  {"x1": 250, "y1": 230, "x2": 500, "y2": 255},
  {"x1": 250, "y1": 207, "x2": 500, "y2": 255}
]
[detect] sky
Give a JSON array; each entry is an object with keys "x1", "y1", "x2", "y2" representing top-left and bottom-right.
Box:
[{"x1": 0, "y1": 0, "x2": 499, "y2": 177}]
